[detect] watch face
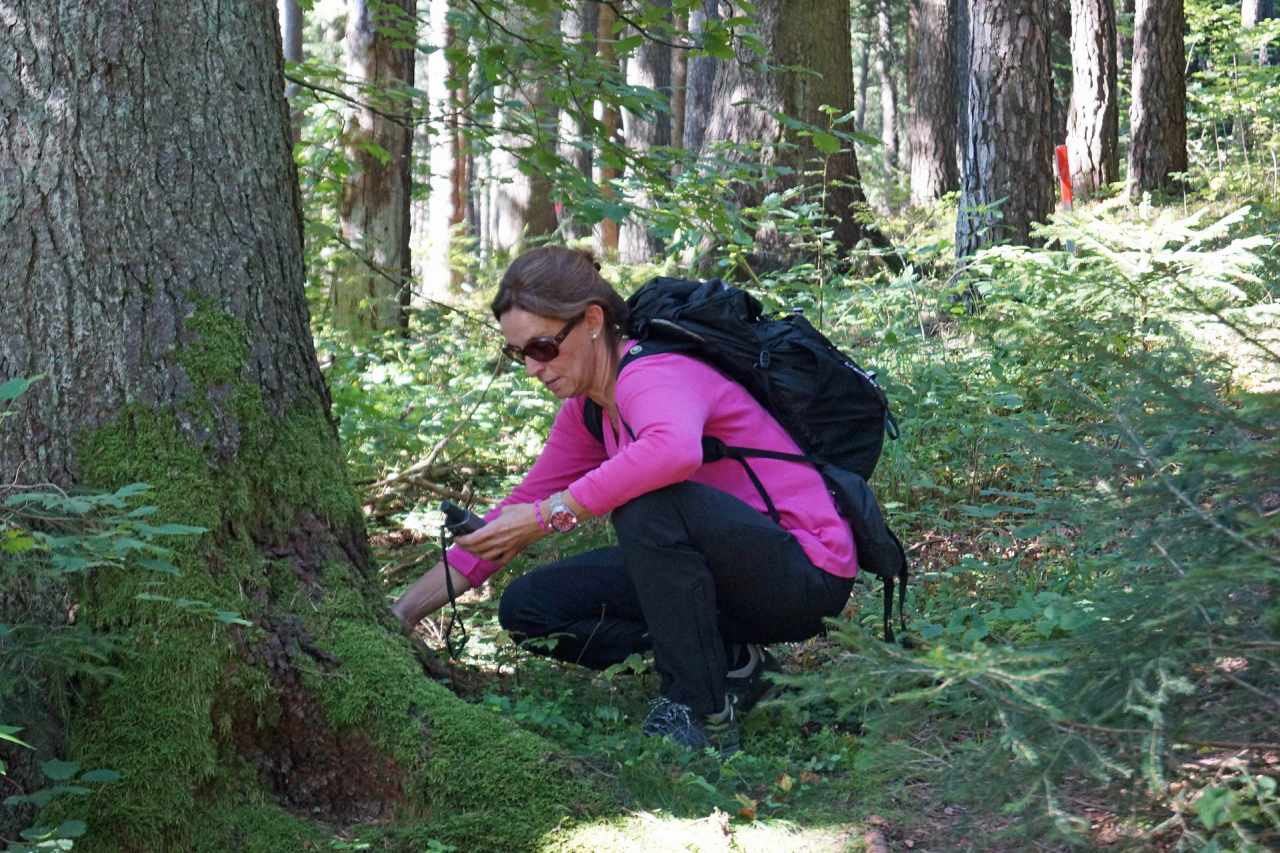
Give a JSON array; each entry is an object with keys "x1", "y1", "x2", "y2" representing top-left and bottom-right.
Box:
[{"x1": 549, "y1": 506, "x2": 578, "y2": 532}]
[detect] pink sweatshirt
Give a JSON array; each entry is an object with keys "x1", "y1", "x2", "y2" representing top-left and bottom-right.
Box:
[{"x1": 447, "y1": 352, "x2": 857, "y2": 586}]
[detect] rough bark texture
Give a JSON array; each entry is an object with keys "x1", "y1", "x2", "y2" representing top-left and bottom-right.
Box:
[
  {"x1": 876, "y1": 0, "x2": 901, "y2": 171},
  {"x1": 855, "y1": 33, "x2": 872, "y2": 133},
  {"x1": 0, "y1": 2, "x2": 601, "y2": 848},
  {"x1": 620, "y1": 1, "x2": 673, "y2": 264},
  {"x1": 908, "y1": 0, "x2": 960, "y2": 205},
  {"x1": 596, "y1": 3, "x2": 622, "y2": 254},
  {"x1": 1127, "y1": 0, "x2": 1187, "y2": 200},
  {"x1": 338, "y1": 0, "x2": 416, "y2": 331},
  {"x1": 683, "y1": 1, "x2": 721, "y2": 152},
  {"x1": 702, "y1": 0, "x2": 885, "y2": 258},
  {"x1": 1066, "y1": 0, "x2": 1120, "y2": 198},
  {"x1": 955, "y1": 0, "x2": 1056, "y2": 257}
]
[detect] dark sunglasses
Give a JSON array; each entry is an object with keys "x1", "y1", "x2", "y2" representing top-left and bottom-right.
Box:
[{"x1": 502, "y1": 314, "x2": 584, "y2": 364}]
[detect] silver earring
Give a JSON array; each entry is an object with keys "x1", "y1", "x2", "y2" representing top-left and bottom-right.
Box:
[{"x1": 592, "y1": 332, "x2": 598, "y2": 340}]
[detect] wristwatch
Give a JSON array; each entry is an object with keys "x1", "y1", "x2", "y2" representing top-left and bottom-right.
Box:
[{"x1": 547, "y1": 493, "x2": 579, "y2": 533}]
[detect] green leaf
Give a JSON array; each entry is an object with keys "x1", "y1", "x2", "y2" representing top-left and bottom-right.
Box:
[
  {"x1": 811, "y1": 131, "x2": 841, "y2": 155},
  {"x1": 79, "y1": 768, "x2": 122, "y2": 783},
  {"x1": 56, "y1": 820, "x2": 88, "y2": 838},
  {"x1": 41, "y1": 759, "x2": 79, "y2": 781},
  {"x1": 1196, "y1": 786, "x2": 1233, "y2": 830},
  {"x1": 0, "y1": 725, "x2": 32, "y2": 749},
  {"x1": 0, "y1": 375, "x2": 41, "y2": 403}
]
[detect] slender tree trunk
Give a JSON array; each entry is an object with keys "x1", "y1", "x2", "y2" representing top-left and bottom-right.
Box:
[
  {"x1": 956, "y1": 0, "x2": 1055, "y2": 257},
  {"x1": 620, "y1": 1, "x2": 673, "y2": 264},
  {"x1": 702, "y1": 0, "x2": 889, "y2": 261},
  {"x1": 908, "y1": 0, "x2": 960, "y2": 205},
  {"x1": 855, "y1": 35, "x2": 872, "y2": 134},
  {"x1": 559, "y1": 0, "x2": 599, "y2": 237},
  {"x1": 1067, "y1": 0, "x2": 1120, "y2": 198},
  {"x1": 491, "y1": 7, "x2": 560, "y2": 256},
  {"x1": 278, "y1": 0, "x2": 304, "y2": 143},
  {"x1": 0, "y1": 3, "x2": 596, "y2": 848},
  {"x1": 953, "y1": 0, "x2": 972, "y2": 170},
  {"x1": 671, "y1": 10, "x2": 689, "y2": 164},
  {"x1": 337, "y1": 0, "x2": 416, "y2": 332},
  {"x1": 1050, "y1": 0, "x2": 1072, "y2": 147},
  {"x1": 446, "y1": 0, "x2": 471, "y2": 285},
  {"x1": 596, "y1": 3, "x2": 622, "y2": 254},
  {"x1": 1127, "y1": 0, "x2": 1187, "y2": 199},
  {"x1": 877, "y1": 0, "x2": 901, "y2": 171},
  {"x1": 1116, "y1": 0, "x2": 1135, "y2": 79},
  {"x1": 1243, "y1": 0, "x2": 1277, "y2": 65},
  {"x1": 684, "y1": 1, "x2": 722, "y2": 152}
]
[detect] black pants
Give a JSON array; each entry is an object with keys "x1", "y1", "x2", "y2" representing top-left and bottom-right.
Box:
[{"x1": 498, "y1": 482, "x2": 854, "y2": 716}]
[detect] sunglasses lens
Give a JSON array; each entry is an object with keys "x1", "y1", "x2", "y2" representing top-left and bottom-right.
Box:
[{"x1": 523, "y1": 340, "x2": 559, "y2": 362}]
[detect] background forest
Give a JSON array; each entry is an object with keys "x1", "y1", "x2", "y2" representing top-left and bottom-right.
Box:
[{"x1": 1, "y1": 0, "x2": 1278, "y2": 851}]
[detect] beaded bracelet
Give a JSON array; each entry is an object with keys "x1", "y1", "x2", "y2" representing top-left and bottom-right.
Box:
[{"x1": 534, "y1": 498, "x2": 551, "y2": 532}]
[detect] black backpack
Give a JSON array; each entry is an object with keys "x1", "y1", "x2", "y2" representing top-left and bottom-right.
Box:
[{"x1": 583, "y1": 277, "x2": 909, "y2": 642}]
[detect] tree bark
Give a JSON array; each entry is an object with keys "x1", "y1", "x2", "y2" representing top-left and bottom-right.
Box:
[
  {"x1": 671, "y1": 10, "x2": 689, "y2": 164},
  {"x1": 702, "y1": 0, "x2": 888, "y2": 260},
  {"x1": 620, "y1": 1, "x2": 673, "y2": 264},
  {"x1": 684, "y1": 1, "x2": 722, "y2": 152},
  {"x1": 1242, "y1": 0, "x2": 1277, "y2": 65},
  {"x1": 876, "y1": 0, "x2": 901, "y2": 171},
  {"x1": 596, "y1": 3, "x2": 623, "y2": 254},
  {"x1": 1050, "y1": 0, "x2": 1072, "y2": 147},
  {"x1": 955, "y1": 0, "x2": 1056, "y2": 257},
  {"x1": 1066, "y1": 0, "x2": 1120, "y2": 198},
  {"x1": 953, "y1": 0, "x2": 972, "y2": 172},
  {"x1": 1127, "y1": 0, "x2": 1187, "y2": 200},
  {"x1": 908, "y1": 0, "x2": 960, "y2": 205},
  {"x1": 0, "y1": 2, "x2": 598, "y2": 847},
  {"x1": 560, "y1": 0, "x2": 600, "y2": 237},
  {"x1": 337, "y1": 0, "x2": 416, "y2": 332},
  {"x1": 278, "y1": 0, "x2": 304, "y2": 143},
  {"x1": 855, "y1": 33, "x2": 872, "y2": 134}
]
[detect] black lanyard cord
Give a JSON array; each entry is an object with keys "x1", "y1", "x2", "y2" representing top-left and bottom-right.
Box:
[{"x1": 440, "y1": 527, "x2": 468, "y2": 659}]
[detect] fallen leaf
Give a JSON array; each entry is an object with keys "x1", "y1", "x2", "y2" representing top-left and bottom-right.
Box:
[
  {"x1": 799, "y1": 771, "x2": 822, "y2": 785},
  {"x1": 776, "y1": 773, "x2": 794, "y2": 793}
]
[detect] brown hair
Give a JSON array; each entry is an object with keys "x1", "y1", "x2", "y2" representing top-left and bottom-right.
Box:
[{"x1": 491, "y1": 247, "x2": 630, "y2": 351}]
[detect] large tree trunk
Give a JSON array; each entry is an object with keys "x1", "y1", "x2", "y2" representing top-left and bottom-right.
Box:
[
  {"x1": 337, "y1": 0, "x2": 416, "y2": 332},
  {"x1": 0, "y1": 2, "x2": 597, "y2": 848},
  {"x1": 953, "y1": 0, "x2": 972, "y2": 173},
  {"x1": 1067, "y1": 0, "x2": 1120, "y2": 198},
  {"x1": 956, "y1": 0, "x2": 1056, "y2": 257},
  {"x1": 684, "y1": 1, "x2": 722, "y2": 152},
  {"x1": 876, "y1": 0, "x2": 901, "y2": 172},
  {"x1": 1127, "y1": 0, "x2": 1187, "y2": 200},
  {"x1": 620, "y1": 1, "x2": 673, "y2": 264},
  {"x1": 702, "y1": 0, "x2": 888, "y2": 261},
  {"x1": 908, "y1": 0, "x2": 960, "y2": 205}
]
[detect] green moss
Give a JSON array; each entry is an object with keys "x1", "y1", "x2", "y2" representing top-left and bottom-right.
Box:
[{"x1": 56, "y1": 305, "x2": 609, "y2": 851}]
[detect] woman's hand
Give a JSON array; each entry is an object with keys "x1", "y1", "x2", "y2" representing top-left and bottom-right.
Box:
[{"x1": 453, "y1": 502, "x2": 546, "y2": 567}]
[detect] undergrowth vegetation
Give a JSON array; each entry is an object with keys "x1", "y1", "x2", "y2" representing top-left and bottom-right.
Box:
[{"x1": 314, "y1": 186, "x2": 1278, "y2": 850}]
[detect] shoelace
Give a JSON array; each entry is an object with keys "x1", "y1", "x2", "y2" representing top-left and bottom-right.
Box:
[{"x1": 645, "y1": 697, "x2": 695, "y2": 731}]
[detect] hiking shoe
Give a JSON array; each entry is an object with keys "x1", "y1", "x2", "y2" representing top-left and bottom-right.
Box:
[
  {"x1": 725, "y1": 643, "x2": 778, "y2": 716},
  {"x1": 642, "y1": 696, "x2": 741, "y2": 755}
]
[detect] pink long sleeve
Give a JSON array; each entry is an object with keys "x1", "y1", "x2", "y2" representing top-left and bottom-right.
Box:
[{"x1": 451, "y1": 351, "x2": 857, "y2": 587}]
